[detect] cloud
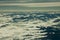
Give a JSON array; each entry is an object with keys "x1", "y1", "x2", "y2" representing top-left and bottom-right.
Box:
[{"x1": 0, "y1": 2, "x2": 60, "y2": 7}]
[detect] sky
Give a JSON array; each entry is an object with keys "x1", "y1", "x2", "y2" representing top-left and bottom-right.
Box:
[
  {"x1": 0, "y1": 0, "x2": 60, "y2": 3},
  {"x1": 0, "y1": 0, "x2": 60, "y2": 7},
  {"x1": 0, "y1": 0, "x2": 60, "y2": 11},
  {"x1": 0, "y1": 2, "x2": 60, "y2": 7}
]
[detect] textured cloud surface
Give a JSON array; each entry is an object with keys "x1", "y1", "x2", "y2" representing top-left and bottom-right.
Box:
[
  {"x1": 0, "y1": 0, "x2": 60, "y2": 40},
  {"x1": 0, "y1": 12, "x2": 60, "y2": 40}
]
